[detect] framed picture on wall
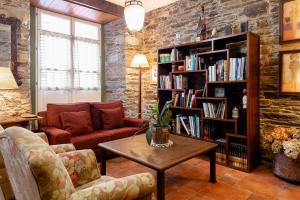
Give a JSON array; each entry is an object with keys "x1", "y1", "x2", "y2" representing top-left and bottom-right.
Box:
[
  {"x1": 280, "y1": 0, "x2": 300, "y2": 43},
  {"x1": 151, "y1": 64, "x2": 157, "y2": 84},
  {"x1": 279, "y1": 50, "x2": 300, "y2": 95}
]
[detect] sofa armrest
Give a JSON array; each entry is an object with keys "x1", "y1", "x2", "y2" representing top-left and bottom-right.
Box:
[
  {"x1": 51, "y1": 144, "x2": 76, "y2": 154},
  {"x1": 59, "y1": 149, "x2": 100, "y2": 188},
  {"x1": 71, "y1": 173, "x2": 155, "y2": 200},
  {"x1": 37, "y1": 111, "x2": 47, "y2": 129},
  {"x1": 42, "y1": 127, "x2": 71, "y2": 145},
  {"x1": 35, "y1": 132, "x2": 49, "y2": 144},
  {"x1": 123, "y1": 117, "x2": 149, "y2": 128}
]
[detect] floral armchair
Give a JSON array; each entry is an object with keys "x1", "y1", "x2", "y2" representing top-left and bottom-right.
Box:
[{"x1": 0, "y1": 127, "x2": 156, "y2": 200}]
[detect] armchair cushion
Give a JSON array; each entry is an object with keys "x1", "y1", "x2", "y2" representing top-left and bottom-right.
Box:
[
  {"x1": 91, "y1": 100, "x2": 125, "y2": 130},
  {"x1": 47, "y1": 103, "x2": 90, "y2": 128},
  {"x1": 59, "y1": 149, "x2": 100, "y2": 188},
  {"x1": 42, "y1": 127, "x2": 71, "y2": 145},
  {"x1": 60, "y1": 111, "x2": 93, "y2": 136},
  {"x1": 70, "y1": 173, "x2": 156, "y2": 200},
  {"x1": 51, "y1": 143, "x2": 76, "y2": 154},
  {"x1": 124, "y1": 118, "x2": 149, "y2": 128},
  {"x1": 99, "y1": 107, "x2": 125, "y2": 130}
]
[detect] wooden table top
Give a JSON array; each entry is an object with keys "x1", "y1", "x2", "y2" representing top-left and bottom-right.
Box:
[
  {"x1": 0, "y1": 116, "x2": 42, "y2": 125},
  {"x1": 98, "y1": 134, "x2": 218, "y2": 171}
]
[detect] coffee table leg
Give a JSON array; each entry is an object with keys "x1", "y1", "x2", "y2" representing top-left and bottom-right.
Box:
[
  {"x1": 100, "y1": 149, "x2": 106, "y2": 175},
  {"x1": 209, "y1": 148, "x2": 216, "y2": 183},
  {"x1": 157, "y1": 170, "x2": 165, "y2": 200}
]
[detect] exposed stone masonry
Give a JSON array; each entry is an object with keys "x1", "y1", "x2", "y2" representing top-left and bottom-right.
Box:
[
  {"x1": 0, "y1": 0, "x2": 30, "y2": 120},
  {"x1": 104, "y1": 0, "x2": 299, "y2": 160}
]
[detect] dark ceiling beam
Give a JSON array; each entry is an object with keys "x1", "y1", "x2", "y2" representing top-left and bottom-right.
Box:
[{"x1": 63, "y1": 0, "x2": 124, "y2": 17}]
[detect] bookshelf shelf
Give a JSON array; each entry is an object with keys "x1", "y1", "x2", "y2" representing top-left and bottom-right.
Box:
[
  {"x1": 170, "y1": 106, "x2": 202, "y2": 111},
  {"x1": 207, "y1": 80, "x2": 247, "y2": 84},
  {"x1": 157, "y1": 32, "x2": 260, "y2": 172},
  {"x1": 172, "y1": 70, "x2": 206, "y2": 74}
]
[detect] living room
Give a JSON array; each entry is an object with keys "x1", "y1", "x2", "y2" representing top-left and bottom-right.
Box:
[{"x1": 0, "y1": 0, "x2": 299, "y2": 199}]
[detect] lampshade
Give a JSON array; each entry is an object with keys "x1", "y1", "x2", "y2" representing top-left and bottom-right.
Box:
[
  {"x1": 124, "y1": 0, "x2": 145, "y2": 32},
  {"x1": 131, "y1": 54, "x2": 149, "y2": 68},
  {"x1": 0, "y1": 67, "x2": 18, "y2": 89}
]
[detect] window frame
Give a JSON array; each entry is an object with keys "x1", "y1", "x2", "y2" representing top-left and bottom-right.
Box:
[{"x1": 36, "y1": 9, "x2": 103, "y2": 111}]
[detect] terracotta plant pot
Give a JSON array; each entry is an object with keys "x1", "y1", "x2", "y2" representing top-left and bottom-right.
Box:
[
  {"x1": 273, "y1": 151, "x2": 300, "y2": 183},
  {"x1": 151, "y1": 125, "x2": 170, "y2": 145}
]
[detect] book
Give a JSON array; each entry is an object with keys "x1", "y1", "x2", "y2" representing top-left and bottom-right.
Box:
[{"x1": 180, "y1": 116, "x2": 191, "y2": 135}]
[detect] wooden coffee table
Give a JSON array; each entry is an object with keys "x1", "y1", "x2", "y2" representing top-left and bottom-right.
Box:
[{"x1": 98, "y1": 134, "x2": 218, "y2": 200}]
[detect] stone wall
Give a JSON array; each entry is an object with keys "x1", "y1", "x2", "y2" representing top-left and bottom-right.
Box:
[
  {"x1": 0, "y1": 0, "x2": 30, "y2": 119},
  {"x1": 104, "y1": 0, "x2": 300, "y2": 160}
]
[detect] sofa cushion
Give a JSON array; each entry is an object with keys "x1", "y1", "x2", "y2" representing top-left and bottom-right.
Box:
[
  {"x1": 99, "y1": 107, "x2": 124, "y2": 130},
  {"x1": 90, "y1": 100, "x2": 125, "y2": 130},
  {"x1": 71, "y1": 131, "x2": 112, "y2": 150},
  {"x1": 47, "y1": 103, "x2": 90, "y2": 128},
  {"x1": 70, "y1": 127, "x2": 140, "y2": 150},
  {"x1": 61, "y1": 111, "x2": 93, "y2": 136}
]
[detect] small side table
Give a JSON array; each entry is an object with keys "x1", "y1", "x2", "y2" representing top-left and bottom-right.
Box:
[{"x1": 0, "y1": 116, "x2": 42, "y2": 131}]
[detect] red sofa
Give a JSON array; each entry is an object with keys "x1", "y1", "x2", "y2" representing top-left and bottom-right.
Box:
[{"x1": 38, "y1": 100, "x2": 148, "y2": 160}]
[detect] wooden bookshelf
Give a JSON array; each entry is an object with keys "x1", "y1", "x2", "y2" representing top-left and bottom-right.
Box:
[{"x1": 157, "y1": 32, "x2": 260, "y2": 172}]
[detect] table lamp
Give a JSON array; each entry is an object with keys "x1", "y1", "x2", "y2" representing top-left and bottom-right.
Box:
[
  {"x1": 0, "y1": 67, "x2": 18, "y2": 110},
  {"x1": 130, "y1": 54, "x2": 149, "y2": 118}
]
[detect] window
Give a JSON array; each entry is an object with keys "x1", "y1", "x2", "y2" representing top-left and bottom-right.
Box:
[{"x1": 36, "y1": 10, "x2": 102, "y2": 111}]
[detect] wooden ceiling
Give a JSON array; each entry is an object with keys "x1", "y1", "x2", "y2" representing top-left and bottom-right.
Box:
[{"x1": 30, "y1": 0, "x2": 124, "y2": 24}]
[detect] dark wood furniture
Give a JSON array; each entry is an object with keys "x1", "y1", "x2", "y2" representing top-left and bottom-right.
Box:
[
  {"x1": 157, "y1": 32, "x2": 260, "y2": 172},
  {"x1": 98, "y1": 134, "x2": 217, "y2": 200}
]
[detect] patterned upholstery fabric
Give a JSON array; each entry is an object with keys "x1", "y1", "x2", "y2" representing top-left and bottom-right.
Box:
[
  {"x1": 0, "y1": 127, "x2": 156, "y2": 200},
  {"x1": 35, "y1": 132, "x2": 49, "y2": 143},
  {"x1": 71, "y1": 173, "x2": 156, "y2": 200},
  {"x1": 59, "y1": 150, "x2": 101, "y2": 188},
  {"x1": 51, "y1": 143, "x2": 76, "y2": 154}
]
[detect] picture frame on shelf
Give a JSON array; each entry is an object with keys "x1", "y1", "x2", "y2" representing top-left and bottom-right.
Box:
[
  {"x1": 151, "y1": 64, "x2": 158, "y2": 84},
  {"x1": 280, "y1": 0, "x2": 300, "y2": 44},
  {"x1": 279, "y1": 50, "x2": 300, "y2": 95}
]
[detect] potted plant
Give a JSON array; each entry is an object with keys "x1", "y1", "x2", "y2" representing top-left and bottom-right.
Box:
[
  {"x1": 269, "y1": 127, "x2": 300, "y2": 183},
  {"x1": 146, "y1": 101, "x2": 173, "y2": 147}
]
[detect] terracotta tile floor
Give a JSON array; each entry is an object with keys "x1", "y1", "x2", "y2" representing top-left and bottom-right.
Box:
[{"x1": 105, "y1": 157, "x2": 300, "y2": 200}]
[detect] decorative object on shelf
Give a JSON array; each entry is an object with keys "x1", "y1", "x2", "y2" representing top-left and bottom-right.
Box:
[
  {"x1": 0, "y1": 14, "x2": 21, "y2": 86},
  {"x1": 175, "y1": 33, "x2": 181, "y2": 45},
  {"x1": 242, "y1": 89, "x2": 247, "y2": 109},
  {"x1": 211, "y1": 28, "x2": 217, "y2": 38},
  {"x1": 269, "y1": 127, "x2": 300, "y2": 182},
  {"x1": 124, "y1": 0, "x2": 145, "y2": 32},
  {"x1": 130, "y1": 54, "x2": 149, "y2": 118},
  {"x1": 146, "y1": 101, "x2": 173, "y2": 148},
  {"x1": 159, "y1": 53, "x2": 171, "y2": 63},
  {"x1": 280, "y1": 0, "x2": 300, "y2": 43},
  {"x1": 279, "y1": 50, "x2": 300, "y2": 95},
  {"x1": 196, "y1": 5, "x2": 206, "y2": 41},
  {"x1": 224, "y1": 24, "x2": 232, "y2": 35},
  {"x1": 232, "y1": 107, "x2": 239, "y2": 119},
  {"x1": 240, "y1": 21, "x2": 248, "y2": 33},
  {"x1": 178, "y1": 65, "x2": 185, "y2": 71},
  {"x1": 151, "y1": 64, "x2": 157, "y2": 85},
  {"x1": 214, "y1": 87, "x2": 225, "y2": 98}
]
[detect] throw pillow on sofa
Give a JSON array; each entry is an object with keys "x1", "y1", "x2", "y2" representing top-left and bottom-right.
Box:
[
  {"x1": 60, "y1": 111, "x2": 93, "y2": 136},
  {"x1": 99, "y1": 107, "x2": 125, "y2": 130}
]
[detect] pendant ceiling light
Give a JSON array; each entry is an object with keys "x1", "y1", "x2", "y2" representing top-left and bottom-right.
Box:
[{"x1": 124, "y1": 0, "x2": 145, "y2": 32}]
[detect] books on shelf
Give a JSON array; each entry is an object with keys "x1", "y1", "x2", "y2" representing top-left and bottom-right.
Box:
[
  {"x1": 208, "y1": 59, "x2": 227, "y2": 82},
  {"x1": 173, "y1": 75, "x2": 188, "y2": 89},
  {"x1": 216, "y1": 138, "x2": 226, "y2": 163},
  {"x1": 229, "y1": 57, "x2": 246, "y2": 81},
  {"x1": 173, "y1": 89, "x2": 202, "y2": 108},
  {"x1": 159, "y1": 75, "x2": 171, "y2": 89},
  {"x1": 176, "y1": 114, "x2": 201, "y2": 138},
  {"x1": 185, "y1": 54, "x2": 199, "y2": 71},
  {"x1": 202, "y1": 102, "x2": 225, "y2": 119}
]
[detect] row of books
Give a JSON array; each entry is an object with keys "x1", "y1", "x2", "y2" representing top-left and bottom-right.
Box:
[
  {"x1": 159, "y1": 75, "x2": 172, "y2": 89},
  {"x1": 185, "y1": 55, "x2": 204, "y2": 71},
  {"x1": 215, "y1": 138, "x2": 248, "y2": 169},
  {"x1": 173, "y1": 88, "x2": 206, "y2": 108},
  {"x1": 202, "y1": 102, "x2": 225, "y2": 119},
  {"x1": 175, "y1": 115, "x2": 201, "y2": 138},
  {"x1": 208, "y1": 60, "x2": 228, "y2": 82},
  {"x1": 173, "y1": 75, "x2": 188, "y2": 89},
  {"x1": 229, "y1": 57, "x2": 246, "y2": 81}
]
